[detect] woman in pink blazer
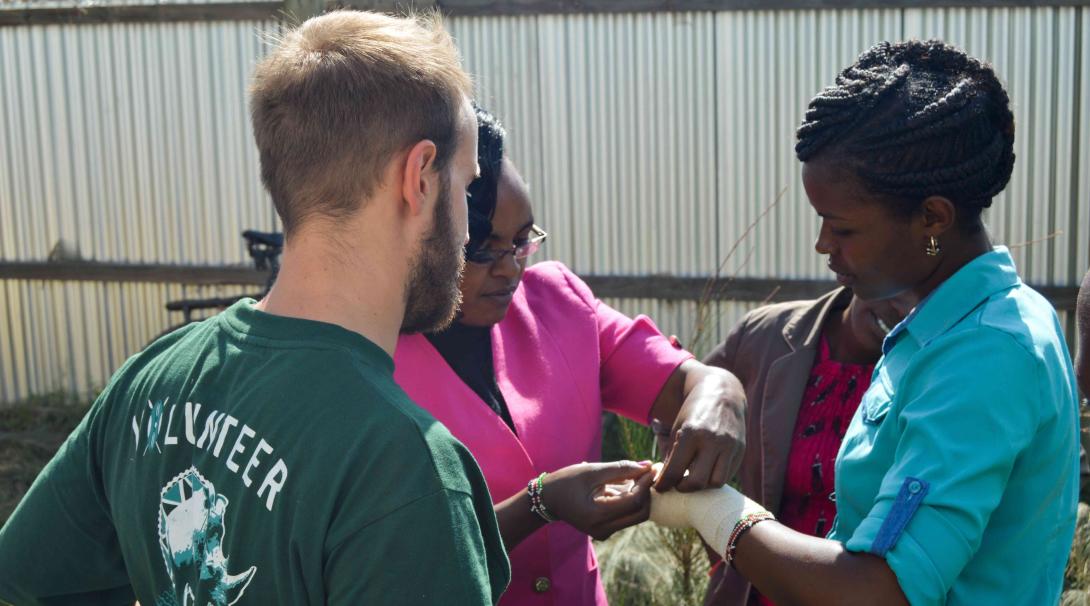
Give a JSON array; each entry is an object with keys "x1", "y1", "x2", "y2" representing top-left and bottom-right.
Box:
[{"x1": 393, "y1": 107, "x2": 748, "y2": 605}]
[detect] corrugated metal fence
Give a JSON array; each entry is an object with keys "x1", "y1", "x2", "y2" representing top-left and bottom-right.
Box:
[{"x1": 1, "y1": 4, "x2": 1087, "y2": 402}]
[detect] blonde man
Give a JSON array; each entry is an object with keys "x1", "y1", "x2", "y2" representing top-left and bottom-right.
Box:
[{"x1": 0, "y1": 11, "x2": 510, "y2": 605}]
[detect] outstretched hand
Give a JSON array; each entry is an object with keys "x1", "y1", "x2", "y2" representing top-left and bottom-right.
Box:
[{"x1": 542, "y1": 461, "x2": 655, "y2": 540}]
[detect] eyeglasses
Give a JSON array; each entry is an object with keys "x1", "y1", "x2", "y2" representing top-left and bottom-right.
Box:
[{"x1": 466, "y1": 224, "x2": 548, "y2": 265}]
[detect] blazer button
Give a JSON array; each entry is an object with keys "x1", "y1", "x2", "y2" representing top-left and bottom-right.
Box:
[{"x1": 533, "y1": 577, "x2": 551, "y2": 593}]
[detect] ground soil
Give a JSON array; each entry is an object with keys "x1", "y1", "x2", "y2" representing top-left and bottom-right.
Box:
[{"x1": 0, "y1": 405, "x2": 87, "y2": 524}]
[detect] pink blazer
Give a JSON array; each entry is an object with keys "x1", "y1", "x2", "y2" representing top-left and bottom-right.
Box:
[{"x1": 394, "y1": 262, "x2": 691, "y2": 605}]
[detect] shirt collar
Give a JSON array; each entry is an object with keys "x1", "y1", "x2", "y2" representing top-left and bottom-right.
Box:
[
  {"x1": 782, "y1": 287, "x2": 853, "y2": 351},
  {"x1": 882, "y1": 246, "x2": 1021, "y2": 354}
]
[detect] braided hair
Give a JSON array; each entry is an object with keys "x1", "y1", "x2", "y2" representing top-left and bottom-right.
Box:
[
  {"x1": 465, "y1": 105, "x2": 507, "y2": 258},
  {"x1": 796, "y1": 40, "x2": 1015, "y2": 232}
]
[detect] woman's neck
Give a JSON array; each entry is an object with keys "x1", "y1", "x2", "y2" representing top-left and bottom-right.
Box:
[
  {"x1": 825, "y1": 307, "x2": 882, "y2": 366},
  {"x1": 910, "y1": 231, "x2": 993, "y2": 305}
]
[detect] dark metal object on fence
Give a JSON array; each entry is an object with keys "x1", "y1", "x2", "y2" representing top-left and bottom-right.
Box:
[
  {"x1": 165, "y1": 296, "x2": 261, "y2": 324},
  {"x1": 157, "y1": 231, "x2": 285, "y2": 325}
]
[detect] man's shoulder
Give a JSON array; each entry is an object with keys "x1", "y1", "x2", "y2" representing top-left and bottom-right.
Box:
[
  {"x1": 376, "y1": 394, "x2": 481, "y2": 494},
  {"x1": 115, "y1": 323, "x2": 465, "y2": 486},
  {"x1": 313, "y1": 371, "x2": 481, "y2": 495},
  {"x1": 315, "y1": 383, "x2": 488, "y2": 546}
]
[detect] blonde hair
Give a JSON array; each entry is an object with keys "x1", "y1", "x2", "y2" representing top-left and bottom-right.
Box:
[{"x1": 249, "y1": 10, "x2": 472, "y2": 233}]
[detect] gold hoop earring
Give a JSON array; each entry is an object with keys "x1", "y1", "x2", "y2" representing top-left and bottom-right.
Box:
[{"x1": 925, "y1": 235, "x2": 941, "y2": 257}]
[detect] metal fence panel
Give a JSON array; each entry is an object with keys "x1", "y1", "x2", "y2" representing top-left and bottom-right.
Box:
[
  {"x1": 1, "y1": 0, "x2": 272, "y2": 10},
  {"x1": 0, "y1": 7, "x2": 1085, "y2": 402},
  {"x1": 714, "y1": 9, "x2": 905, "y2": 283},
  {"x1": 904, "y1": 7, "x2": 1086, "y2": 287},
  {"x1": 475, "y1": 12, "x2": 722, "y2": 277},
  {"x1": 0, "y1": 279, "x2": 254, "y2": 401},
  {"x1": 0, "y1": 20, "x2": 281, "y2": 266}
]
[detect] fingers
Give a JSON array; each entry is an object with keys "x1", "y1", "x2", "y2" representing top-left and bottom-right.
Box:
[
  {"x1": 588, "y1": 472, "x2": 654, "y2": 540},
  {"x1": 589, "y1": 459, "x2": 654, "y2": 485},
  {"x1": 723, "y1": 444, "x2": 744, "y2": 485},
  {"x1": 675, "y1": 447, "x2": 717, "y2": 492},
  {"x1": 708, "y1": 451, "x2": 732, "y2": 488},
  {"x1": 654, "y1": 433, "x2": 697, "y2": 492},
  {"x1": 669, "y1": 444, "x2": 742, "y2": 492},
  {"x1": 634, "y1": 466, "x2": 654, "y2": 490},
  {"x1": 594, "y1": 472, "x2": 652, "y2": 516},
  {"x1": 595, "y1": 479, "x2": 635, "y2": 498}
]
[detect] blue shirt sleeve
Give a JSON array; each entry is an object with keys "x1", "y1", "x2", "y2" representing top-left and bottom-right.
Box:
[{"x1": 843, "y1": 327, "x2": 1042, "y2": 605}]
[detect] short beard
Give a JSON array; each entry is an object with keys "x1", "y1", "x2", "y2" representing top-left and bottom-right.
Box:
[{"x1": 400, "y1": 173, "x2": 465, "y2": 334}]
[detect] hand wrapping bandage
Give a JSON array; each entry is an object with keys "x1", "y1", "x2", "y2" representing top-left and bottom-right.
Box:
[{"x1": 648, "y1": 466, "x2": 768, "y2": 556}]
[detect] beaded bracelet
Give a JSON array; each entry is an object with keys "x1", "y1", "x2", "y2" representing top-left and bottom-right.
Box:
[
  {"x1": 726, "y1": 511, "x2": 775, "y2": 567},
  {"x1": 527, "y1": 472, "x2": 555, "y2": 523}
]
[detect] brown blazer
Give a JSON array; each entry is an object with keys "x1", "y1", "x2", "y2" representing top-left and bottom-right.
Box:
[{"x1": 701, "y1": 287, "x2": 852, "y2": 606}]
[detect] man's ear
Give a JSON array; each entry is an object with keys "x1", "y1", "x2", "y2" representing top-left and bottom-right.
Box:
[{"x1": 401, "y1": 139, "x2": 440, "y2": 217}]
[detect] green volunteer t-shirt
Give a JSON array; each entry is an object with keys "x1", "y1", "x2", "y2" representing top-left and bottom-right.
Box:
[{"x1": 0, "y1": 299, "x2": 510, "y2": 606}]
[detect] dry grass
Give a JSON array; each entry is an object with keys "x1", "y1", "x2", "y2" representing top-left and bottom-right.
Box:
[
  {"x1": 596, "y1": 524, "x2": 710, "y2": 606},
  {"x1": 598, "y1": 500, "x2": 1090, "y2": 604},
  {"x1": 0, "y1": 397, "x2": 90, "y2": 524},
  {"x1": 598, "y1": 414, "x2": 713, "y2": 605},
  {"x1": 1064, "y1": 503, "x2": 1090, "y2": 605},
  {"x1": 3, "y1": 391, "x2": 1089, "y2": 604}
]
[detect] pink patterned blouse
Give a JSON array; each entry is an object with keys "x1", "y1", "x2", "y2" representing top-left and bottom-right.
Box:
[{"x1": 758, "y1": 336, "x2": 874, "y2": 606}]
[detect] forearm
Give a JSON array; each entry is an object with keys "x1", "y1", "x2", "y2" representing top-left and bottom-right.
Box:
[
  {"x1": 650, "y1": 483, "x2": 907, "y2": 606},
  {"x1": 494, "y1": 489, "x2": 546, "y2": 554},
  {"x1": 733, "y1": 522, "x2": 908, "y2": 606},
  {"x1": 681, "y1": 364, "x2": 746, "y2": 420},
  {"x1": 649, "y1": 360, "x2": 745, "y2": 427},
  {"x1": 648, "y1": 361, "x2": 689, "y2": 425}
]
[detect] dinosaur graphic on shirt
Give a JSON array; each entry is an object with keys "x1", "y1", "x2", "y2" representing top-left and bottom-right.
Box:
[{"x1": 156, "y1": 467, "x2": 256, "y2": 606}]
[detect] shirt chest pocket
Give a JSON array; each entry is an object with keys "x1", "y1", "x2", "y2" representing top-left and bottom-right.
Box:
[{"x1": 860, "y1": 370, "x2": 894, "y2": 426}]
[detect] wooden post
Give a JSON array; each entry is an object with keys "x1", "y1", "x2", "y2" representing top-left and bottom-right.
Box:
[{"x1": 0, "y1": 261, "x2": 1079, "y2": 310}]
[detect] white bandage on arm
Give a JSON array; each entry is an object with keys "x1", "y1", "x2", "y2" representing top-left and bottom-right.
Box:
[{"x1": 649, "y1": 484, "x2": 768, "y2": 556}]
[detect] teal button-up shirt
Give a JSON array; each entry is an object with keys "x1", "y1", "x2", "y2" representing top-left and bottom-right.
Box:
[{"x1": 830, "y1": 247, "x2": 1079, "y2": 605}]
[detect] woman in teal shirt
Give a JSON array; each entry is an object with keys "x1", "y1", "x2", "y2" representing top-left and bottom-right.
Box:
[{"x1": 650, "y1": 40, "x2": 1080, "y2": 605}]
